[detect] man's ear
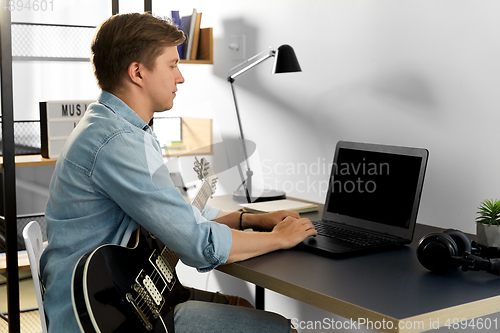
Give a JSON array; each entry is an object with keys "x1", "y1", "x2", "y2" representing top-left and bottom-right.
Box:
[{"x1": 127, "y1": 62, "x2": 145, "y2": 87}]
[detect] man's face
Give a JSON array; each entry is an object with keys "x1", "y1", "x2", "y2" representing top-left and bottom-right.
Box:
[{"x1": 143, "y1": 45, "x2": 184, "y2": 112}]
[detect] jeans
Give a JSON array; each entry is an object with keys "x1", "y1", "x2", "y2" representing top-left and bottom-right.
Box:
[{"x1": 173, "y1": 289, "x2": 292, "y2": 333}]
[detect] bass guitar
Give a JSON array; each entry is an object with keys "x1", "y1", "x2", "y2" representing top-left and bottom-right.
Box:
[{"x1": 72, "y1": 157, "x2": 217, "y2": 332}]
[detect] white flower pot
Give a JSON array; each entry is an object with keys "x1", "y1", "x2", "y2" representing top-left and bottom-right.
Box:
[{"x1": 476, "y1": 223, "x2": 500, "y2": 247}]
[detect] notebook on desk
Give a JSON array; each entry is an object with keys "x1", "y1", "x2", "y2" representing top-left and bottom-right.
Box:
[{"x1": 299, "y1": 141, "x2": 428, "y2": 257}]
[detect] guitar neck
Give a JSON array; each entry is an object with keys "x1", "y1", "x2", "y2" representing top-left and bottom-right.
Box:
[
  {"x1": 161, "y1": 179, "x2": 212, "y2": 270},
  {"x1": 190, "y1": 179, "x2": 212, "y2": 213}
]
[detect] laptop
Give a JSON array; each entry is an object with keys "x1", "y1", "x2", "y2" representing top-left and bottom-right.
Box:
[{"x1": 299, "y1": 141, "x2": 428, "y2": 257}]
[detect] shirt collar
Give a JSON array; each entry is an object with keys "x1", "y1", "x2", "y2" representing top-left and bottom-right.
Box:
[{"x1": 98, "y1": 90, "x2": 151, "y2": 132}]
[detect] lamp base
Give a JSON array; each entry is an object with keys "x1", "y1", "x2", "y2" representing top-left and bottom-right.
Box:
[{"x1": 232, "y1": 188, "x2": 286, "y2": 203}]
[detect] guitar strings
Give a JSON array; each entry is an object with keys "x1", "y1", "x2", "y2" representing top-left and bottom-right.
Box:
[
  {"x1": 135, "y1": 293, "x2": 151, "y2": 320},
  {"x1": 133, "y1": 263, "x2": 167, "y2": 321}
]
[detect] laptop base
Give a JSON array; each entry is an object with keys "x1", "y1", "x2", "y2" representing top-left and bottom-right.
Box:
[{"x1": 297, "y1": 236, "x2": 405, "y2": 258}]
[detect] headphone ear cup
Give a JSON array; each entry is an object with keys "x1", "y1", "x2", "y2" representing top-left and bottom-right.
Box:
[
  {"x1": 443, "y1": 229, "x2": 471, "y2": 256},
  {"x1": 417, "y1": 232, "x2": 459, "y2": 272}
]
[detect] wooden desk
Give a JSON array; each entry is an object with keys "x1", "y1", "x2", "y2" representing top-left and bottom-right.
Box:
[
  {"x1": 0, "y1": 154, "x2": 57, "y2": 168},
  {"x1": 212, "y1": 195, "x2": 500, "y2": 332},
  {"x1": 0, "y1": 251, "x2": 30, "y2": 275}
]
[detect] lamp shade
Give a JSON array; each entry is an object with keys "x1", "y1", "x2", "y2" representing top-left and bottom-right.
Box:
[{"x1": 272, "y1": 44, "x2": 302, "y2": 74}]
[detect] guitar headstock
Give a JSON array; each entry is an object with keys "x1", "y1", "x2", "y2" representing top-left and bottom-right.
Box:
[
  {"x1": 193, "y1": 157, "x2": 218, "y2": 198},
  {"x1": 193, "y1": 157, "x2": 210, "y2": 181},
  {"x1": 209, "y1": 177, "x2": 217, "y2": 198}
]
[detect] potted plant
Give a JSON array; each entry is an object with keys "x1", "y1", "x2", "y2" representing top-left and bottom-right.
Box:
[{"x1": 476, "y1": 199, "x2": 500, "y2": 247}]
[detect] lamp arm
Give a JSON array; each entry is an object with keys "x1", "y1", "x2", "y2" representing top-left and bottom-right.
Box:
[
  {"x1": 229, "y1": 80, "x2": 251, "y2": 171},
  {"x1": 228, "y1": 49, "x2": 276, "y2": 82},
  {"x1": 229, "y1": 79, "x2": 252, "y2": 202}
]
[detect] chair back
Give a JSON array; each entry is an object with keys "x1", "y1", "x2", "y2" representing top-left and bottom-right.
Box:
[{"x1": 22, "y1": 221, "x2": 48, "y2": 333}]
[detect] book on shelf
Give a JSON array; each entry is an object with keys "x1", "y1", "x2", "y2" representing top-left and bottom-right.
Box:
[
  {"x1": 163, "y1": 141, "x2": 185, "y2": 150},
  {"x1": 189, "y1": 12, "x2": 203, "y2": 60},
  {"x1": 176, "y1": 8, "x2": 204, "y2": 60},
  {"x1": 171, "y1": 10, "x2": 184, "y2": 60},
  {"x1": 239, "y1": 199, "x2": 318, "y2": 214},
  {"x1": 179, "y1": 13, "x2": 192, "y2": 59},
  {"x1": 185, "y1": 8, "x2": 198, "y2": 60}
]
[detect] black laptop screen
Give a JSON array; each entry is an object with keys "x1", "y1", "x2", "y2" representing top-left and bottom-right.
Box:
[{"x1": 326, "y1": 148, "x2": 423, "y2": 230}]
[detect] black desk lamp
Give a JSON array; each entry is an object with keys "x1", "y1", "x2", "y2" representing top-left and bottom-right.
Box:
[{"x1": 227, "y1": 44, "x2": 302, "y2": 203}]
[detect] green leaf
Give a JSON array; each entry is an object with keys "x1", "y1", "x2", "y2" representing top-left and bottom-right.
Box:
[{"x1": 476, "y1": 199, "x2": 500, "y2": 225}]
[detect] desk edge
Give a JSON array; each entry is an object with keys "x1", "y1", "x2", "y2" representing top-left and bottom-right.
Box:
[{"x1": 217, "y1": 263, "x2": 500, "y2": 333}]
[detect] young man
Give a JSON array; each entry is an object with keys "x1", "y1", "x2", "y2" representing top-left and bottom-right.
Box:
[{"x1": 40, "y1": 13, "x2": 316, "y2": 332}]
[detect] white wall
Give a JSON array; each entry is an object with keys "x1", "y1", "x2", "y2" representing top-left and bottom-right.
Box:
[
  {"x1": 156, "y1": 0, "x2": 500, "y2": 236},
  {"x1": 10, "y1": 1, "x2": 500, "y2": 332}
]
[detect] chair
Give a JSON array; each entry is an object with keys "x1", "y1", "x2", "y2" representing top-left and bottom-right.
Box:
[{"x1": 22, "y1": 221, "x2": 48, "y2": 333}]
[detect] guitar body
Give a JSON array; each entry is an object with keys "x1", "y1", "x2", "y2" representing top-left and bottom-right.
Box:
[{"x1": 72, "y1": 229, "x2": 190, "y2": 333}]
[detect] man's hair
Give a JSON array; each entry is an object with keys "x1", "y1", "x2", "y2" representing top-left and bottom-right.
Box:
[{"x1": 91, "y1": 13, "x2": 185, "y2": 92}]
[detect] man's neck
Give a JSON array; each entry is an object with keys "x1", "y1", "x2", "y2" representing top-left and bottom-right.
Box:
[{"x1": 110, "y1": 88, "x2": 153, "y2": 124}]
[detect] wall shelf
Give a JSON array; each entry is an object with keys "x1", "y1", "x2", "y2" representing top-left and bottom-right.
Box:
[
  {"x1": 0, "y1": 118, "x2": 213, "y2": 167},
  {"x1": 11, "y1": 24, "x2": 214, "y2": 65},
  {"x1": 0, "y1": 155, "x2": 57, "y2": 168},
  {"x1": 179, "y1": 27, "x2": 213, "y2": 65},
  {"x1": 11, "y1": 22, "x2": 95, "y2": 62}
]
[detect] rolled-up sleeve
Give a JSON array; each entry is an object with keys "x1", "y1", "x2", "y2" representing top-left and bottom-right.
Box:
[
  {"x1": 198, "y1": 222, "x2": 232, "y2": 272},
  {"x1": 91, "y1": 128, "x2": 232, "y2": 271},
  {"x1": 188, "y1": 204, "x2": 232, "y2": 271}
]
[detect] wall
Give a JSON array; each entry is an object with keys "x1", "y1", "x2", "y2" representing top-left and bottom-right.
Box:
[
  {"x1": 10, "y1": 1, "x2": 500, "y2": 332},
  {"x1": 155, "y1": 0, "x2": 500, "y2": 236},
  {"x1": 149, "y1": 1, "x2": 500, "y2": 331}
]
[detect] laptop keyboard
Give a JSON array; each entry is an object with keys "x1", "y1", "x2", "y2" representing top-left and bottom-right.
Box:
[{"x1": 312, "y1": 221, "x2": 393, "y2": 247}]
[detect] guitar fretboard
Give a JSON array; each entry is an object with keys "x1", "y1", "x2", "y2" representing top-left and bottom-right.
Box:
[{"x1": 190, "y1": 180, "x2": 212, "y2": 213}]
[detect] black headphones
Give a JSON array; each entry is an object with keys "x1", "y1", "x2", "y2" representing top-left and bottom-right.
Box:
[{"x1": 417, "y1": 229, "x2": 500, "y2": 275}]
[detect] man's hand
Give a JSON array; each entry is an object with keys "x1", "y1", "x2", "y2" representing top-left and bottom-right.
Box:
[
  {"x1": 250, "y1": 210, "x2": 301, "y2": 230},
  {"x1": 226, "y1": 216, "x2": 317, "y2": 263},
  {"x1": 271, "y1": 216, "x2": 317, "y2": 249}
]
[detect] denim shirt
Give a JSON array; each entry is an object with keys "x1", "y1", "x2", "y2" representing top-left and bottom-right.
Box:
[{"x1": 39, "y1": 90, "x2": 232, "y2": 332}]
